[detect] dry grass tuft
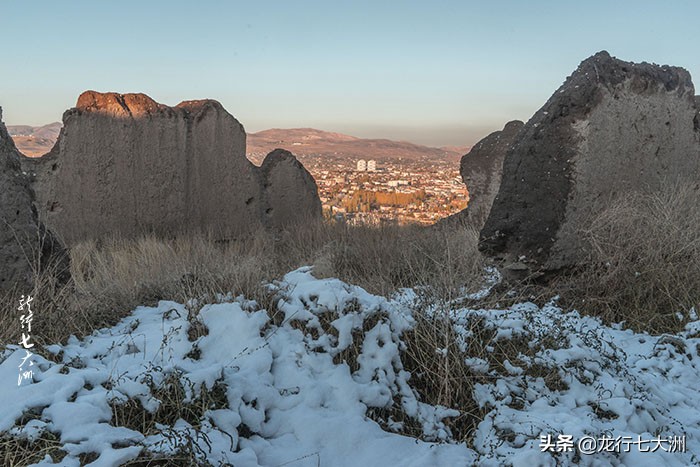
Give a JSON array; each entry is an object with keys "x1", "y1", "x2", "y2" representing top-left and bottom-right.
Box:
[
  {"x1": 398, "y1": 298, "x2": 571, "y2": 445},
  {"x1": 0, "y1": 221, "x2": 486, "y2": 347},
  {"x1": 110, "y1": 373, "x2": 229, "y2": 436},
  {"x1": 0, "y1": 431, "x2": 66, "y2": 466},
  {"x1": 555, "y1": 183, "x2": 700, "y2": 333},
  {"x1": 400, "y1": 307, "x2": 485, "y2": 443}
]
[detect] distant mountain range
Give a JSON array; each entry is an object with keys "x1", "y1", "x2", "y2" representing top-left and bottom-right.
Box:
[
  {"x1": 7, "y1": 124, "x2": 470, "y2": 162},
  {"x1": 247, "y1": 128, "x2": 470, "y2": 165},
  {"x1": 6, "y1": 122, "x2": 62, "y2": 157}
]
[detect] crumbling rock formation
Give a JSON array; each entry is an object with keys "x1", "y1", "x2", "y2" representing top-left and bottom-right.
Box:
[
  {"x1": 480, "y1": 51, "x2": 700, "y2": 272},
  {"x1": 459, "y1": 120, "x2": 523, "y2": 226},
  {"x1": 260, "y1": 149, "x2": 322, "y2": 228},
  {"x1": 1, "y1": 108, "x2": 65, "y2": 292},
  {"x1": 26, "y1": 92, "x2": 322, "y2": 245}
]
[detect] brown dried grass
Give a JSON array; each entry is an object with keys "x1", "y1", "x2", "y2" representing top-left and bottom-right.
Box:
[
  {"x1": 555, "y1": 182, "x2": 700, "y2": 333},
  {"x1": 0, "y1": 221, "x2": 486, "y2": 347}
]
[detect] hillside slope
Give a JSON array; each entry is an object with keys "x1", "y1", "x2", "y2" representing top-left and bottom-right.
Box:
[
  {"x1": 7, "y1": 122, "x2": 61, "y2": 157},
  {"x1": 247, "y1": 128, "x2": 469, "y2": 164}
]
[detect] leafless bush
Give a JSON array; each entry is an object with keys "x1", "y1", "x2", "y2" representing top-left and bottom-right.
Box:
[
  {"x1": 0, "y1": 221, "x2": 486, "y2": 346},
  {"x1": 556, "y1": 182, "x2": 700, "y2": 333}
]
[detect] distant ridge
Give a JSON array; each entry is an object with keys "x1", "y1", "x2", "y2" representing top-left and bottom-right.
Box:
[
  {"x1": 247, "y1": 128, "x2": 470, "y2": 165},
  {"x1": 7, "y1": 122, "x2": 62, "y2": 157},
  {"x1": 9, "y1": 124, "x2": 471, "y2": 163}
]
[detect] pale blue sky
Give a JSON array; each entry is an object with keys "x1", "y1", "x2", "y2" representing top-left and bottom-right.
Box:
[{"x1": 1, "y1": 1, "x2": 698, "y2": 145}]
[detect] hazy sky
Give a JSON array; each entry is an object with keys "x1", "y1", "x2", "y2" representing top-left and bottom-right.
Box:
[{"x1": 2, "y1": 1, "x2": 698, "y2": 146}]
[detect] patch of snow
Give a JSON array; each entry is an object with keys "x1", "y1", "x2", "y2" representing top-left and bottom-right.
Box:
[{"x1": 1, "y1": 268, "x2": 698, "y2": 466}]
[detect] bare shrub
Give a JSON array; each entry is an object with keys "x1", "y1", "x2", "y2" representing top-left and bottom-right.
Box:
[
  {"x1": 556, "y1": 182, "x2": 700, "y2": 333},
  {"x1": 0, "y1": 220, "x2": 486, "y2": 346},
  {"x1": 399, "y1": 307, "x2": 484, "y2": 443}
]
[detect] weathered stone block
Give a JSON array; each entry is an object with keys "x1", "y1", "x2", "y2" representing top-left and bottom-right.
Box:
[{"x1": 480, "y1": 51, "x2": 700, "y2": 271}]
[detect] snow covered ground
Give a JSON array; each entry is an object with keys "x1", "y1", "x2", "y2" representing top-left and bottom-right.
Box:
[{"x1": 1, "y1": 267, "x2": 699, "y2": 466}]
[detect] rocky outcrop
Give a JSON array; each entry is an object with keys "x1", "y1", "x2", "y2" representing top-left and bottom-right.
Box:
[
  {"x1": 480, "y1": 51, "x2": 700, "y2": 272},
  {"x1": 1, "y1": 108, "x2": 65, "y2": 292},
  {"x1": 260, "y1": 149, "x2": 322, "y2": 228},
  {"x1": 26, "y1": 92, "x2": 322, "y2": 245},
  {"x1": 459, "y1": 120, "x2": 523, "y2": 226}
]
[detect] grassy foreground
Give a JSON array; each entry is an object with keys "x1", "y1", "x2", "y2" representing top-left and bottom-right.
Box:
[{"x1": 0, "y1": 184, "x2": 698, "y2": 464}]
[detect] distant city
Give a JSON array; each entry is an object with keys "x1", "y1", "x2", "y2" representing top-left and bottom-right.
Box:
[
  {"x1": 300, "y1": 156, "x2": 467, "y2": 225},
  {"x1": 244, "y1": 128, "x2": 470, "y2": 225}
]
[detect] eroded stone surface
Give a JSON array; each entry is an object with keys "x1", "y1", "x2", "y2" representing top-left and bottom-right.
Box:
[
  {"x1": 1, "y1": 108, "x2": 65, "y2": 292},
  {"x1": 459, "y1": 120, "x2": 523, "y2": 226},
  {"x1": 480, "y1": 51, "x2": 700, "y2": 271},
  {"x1": 260, "y1": 149, "x2": 322, "y2": 228},
  {"x1": 27, "y1": 92, "x2": 322, "y2": 245}
]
